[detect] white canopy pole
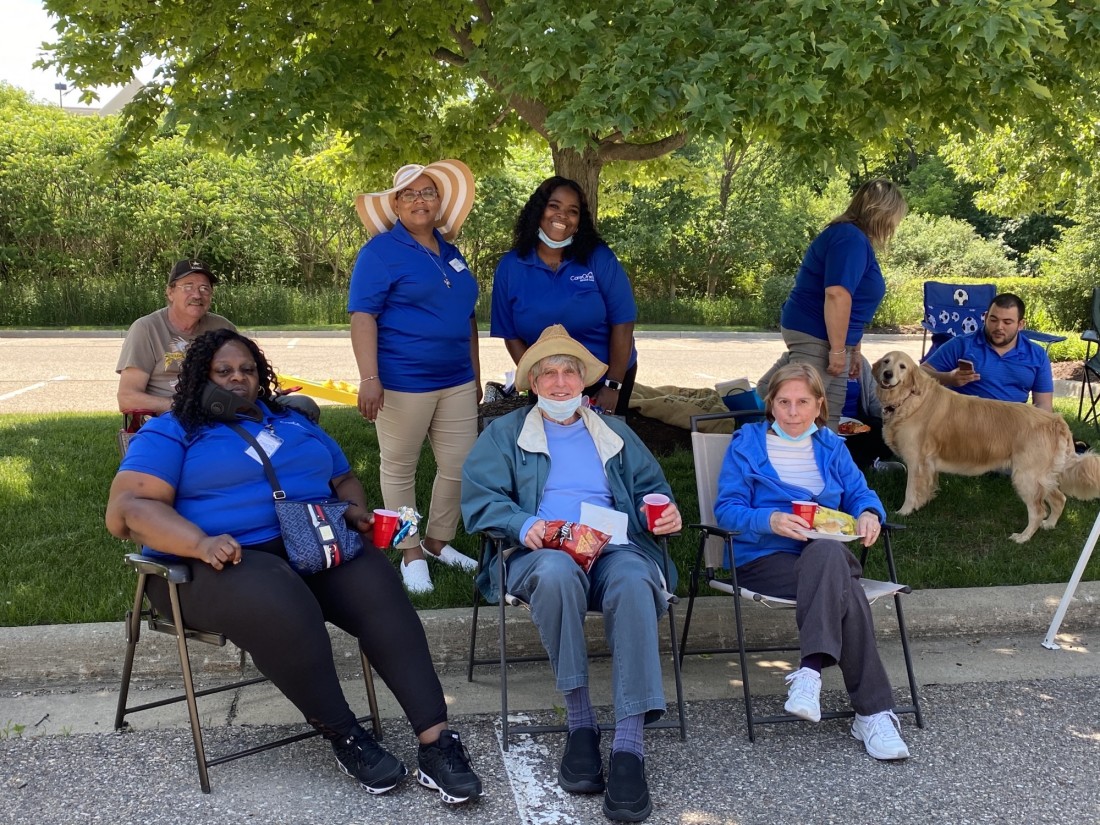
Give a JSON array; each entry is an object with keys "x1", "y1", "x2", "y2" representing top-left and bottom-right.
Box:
[{"x1": 1042, "y1": 507, "x2": 1100, "y2": 650}]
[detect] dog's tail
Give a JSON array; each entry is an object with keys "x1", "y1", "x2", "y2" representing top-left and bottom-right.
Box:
[{"x1": 1059, "y1": 452, "x2": 1100, "y2": 500}]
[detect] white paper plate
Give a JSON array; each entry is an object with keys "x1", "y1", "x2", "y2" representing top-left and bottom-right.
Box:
[
  {"x1": 799, "y1": 529, "x2": 861, "y2": 542},
  {"x1": 838, "y1": 416, "x2": 867, "y2": 437}
]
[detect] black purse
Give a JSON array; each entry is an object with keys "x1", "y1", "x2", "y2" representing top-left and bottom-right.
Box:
[{"x1": 229, "y1": 424, "x2": 363, "y2": 575}]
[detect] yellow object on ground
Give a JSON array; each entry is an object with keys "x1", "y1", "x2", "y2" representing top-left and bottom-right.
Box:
[{"x1": 276, "y1": 374, "x2": 359, "y2": 405}]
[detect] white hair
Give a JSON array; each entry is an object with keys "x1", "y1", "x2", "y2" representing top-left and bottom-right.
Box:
[{"x1": 529, "y1": 354, "x2": 586, "y2": 385}]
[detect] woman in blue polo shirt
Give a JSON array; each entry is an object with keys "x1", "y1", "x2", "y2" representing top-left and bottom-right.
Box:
[
  {"x1": 107, "y1": 329, "x2": 482, "y2": 801},
  {"x1": 757, "y1": 180, "x2": 907, "y2": 430},
  {"x1": 491, "y1": 176, "x2": 638, "y2": 416},
  {"x1": 349, "y1": 160, "x2": 481, "y2": 594}
]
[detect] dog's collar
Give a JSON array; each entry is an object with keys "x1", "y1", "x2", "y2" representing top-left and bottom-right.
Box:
[{"x1": 882, "y1": 387, "x2": 916, "y2": 417}]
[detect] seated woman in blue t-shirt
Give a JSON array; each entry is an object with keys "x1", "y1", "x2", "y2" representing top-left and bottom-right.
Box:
[
  {"x1": 106, "y1": 329, "x2": 481, "y2": 804},
  {"x1": 756, "y1": 180, "x2": 907, "y2": 431},
  {"x1": 491, "y1": 176, "x2": 638, "y2": 416}
]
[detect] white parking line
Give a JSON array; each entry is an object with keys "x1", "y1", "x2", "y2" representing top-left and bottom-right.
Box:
[
  {"x1": 496, "y1": 716, "x2": 582, "y2": 824},
  {"x1": 0, "y1": 376, "x2": 70, "y2": 402},
  {"x1": 287, "y1": 338, "x2": 299, "y2": 349}
]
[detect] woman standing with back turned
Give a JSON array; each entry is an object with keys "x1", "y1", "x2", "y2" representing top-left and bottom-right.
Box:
[{"x1": 756, "y1": 180, "x2": 907, "y2": 430}]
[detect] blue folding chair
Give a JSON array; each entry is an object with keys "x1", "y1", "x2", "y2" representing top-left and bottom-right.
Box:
[{"x1": 920, "y1": 281, "x2": 996, "y2": 361}]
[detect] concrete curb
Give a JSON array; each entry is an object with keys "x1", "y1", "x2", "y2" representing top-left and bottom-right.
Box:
[{"x1": 3, "y1": 581, "x2": 1096, "y2": 688}]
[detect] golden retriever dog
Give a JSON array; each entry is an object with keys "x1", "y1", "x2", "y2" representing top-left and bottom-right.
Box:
[{"x1": 871, "y1": 351, "x2": 1100, "y2": 542}]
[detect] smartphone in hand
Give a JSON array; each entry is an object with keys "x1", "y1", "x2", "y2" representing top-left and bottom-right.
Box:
[{"x1": 957, "y1": 359, "x2": 975, "y2": 373}]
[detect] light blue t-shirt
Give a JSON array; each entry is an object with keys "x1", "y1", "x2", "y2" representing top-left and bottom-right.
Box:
[{"x1": 520, "y1": 418, "x2": 612, "y2": 540}]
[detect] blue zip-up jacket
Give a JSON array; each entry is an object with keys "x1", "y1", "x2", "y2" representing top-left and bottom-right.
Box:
[
  {"x1": 461, "y1": 405, "x2": 676, "y2": 603},
  {"x1": 713, "y1": 422, "x2": 885, "y2": 568}
]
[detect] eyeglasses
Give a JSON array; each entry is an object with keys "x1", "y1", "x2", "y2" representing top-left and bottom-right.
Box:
[
  {"x1": 397, "y1": 187, "x2": 439, "y2": 203},
  {"x1": 174, "y1": 283, "x2": 213, "y2": 295}
]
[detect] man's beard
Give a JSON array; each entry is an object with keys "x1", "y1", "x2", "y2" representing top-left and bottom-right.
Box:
[{"x1": 985, "y1": 328, "x2": 1018, "y2": 347}]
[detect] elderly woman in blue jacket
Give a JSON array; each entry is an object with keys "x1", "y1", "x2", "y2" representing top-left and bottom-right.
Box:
[{"x1": 713, "y1": 362, "x2": 910, "y2": 762}]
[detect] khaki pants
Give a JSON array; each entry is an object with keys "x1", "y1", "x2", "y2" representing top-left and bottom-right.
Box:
[
  {"x1": 756, "y1": 326, "x2": 850, "y2": 431},
  {"x1": 375, "y1": 381, "x2": 478, "y2": 549}
]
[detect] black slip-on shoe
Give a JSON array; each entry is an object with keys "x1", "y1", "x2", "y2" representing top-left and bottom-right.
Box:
[
  {"x1": 602, "y1": 750, "x2": 651, "y2": 822},
  {"x1": 558, "y1": 727, "x2": 604, "y2": 793}
]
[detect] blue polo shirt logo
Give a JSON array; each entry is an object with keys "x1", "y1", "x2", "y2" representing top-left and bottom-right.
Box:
[{"x1": 570, "y1": 272, "x2": 596, "y2": 283}]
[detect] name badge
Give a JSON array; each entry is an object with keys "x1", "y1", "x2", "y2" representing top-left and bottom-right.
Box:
[
  {"x1": 448, "y1": 258, "x2": 468, "y2": 272},
  {"x1": 246, "y1": 428, "x2": 284, "y2": 464}
]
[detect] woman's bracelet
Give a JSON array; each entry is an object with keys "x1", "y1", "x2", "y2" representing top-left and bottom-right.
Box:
[
  {"x1": 359, "y1": 376, "x2": 378, "y2": 383},
  {"x1": 829, "y1": 350, "x2": 846, "y2": 355}
]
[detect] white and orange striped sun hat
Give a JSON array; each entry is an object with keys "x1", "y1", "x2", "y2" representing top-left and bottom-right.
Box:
[{"x1": 354, "y1": 159, "x2": 475, "y2": 242}]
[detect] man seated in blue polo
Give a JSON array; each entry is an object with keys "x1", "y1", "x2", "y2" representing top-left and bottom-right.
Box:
[{"x1": 922, "y1": 293, "x2": 1053, "y2": 411}]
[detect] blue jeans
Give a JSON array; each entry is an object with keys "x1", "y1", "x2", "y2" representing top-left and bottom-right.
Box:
[{"x1": 505, "y1": 543, "x2": 668, "y2": 723}]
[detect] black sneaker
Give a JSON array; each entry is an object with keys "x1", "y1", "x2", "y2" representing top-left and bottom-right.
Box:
[
  {"x1": 603, "y1": 750, "x2": 651, "y2": 822},
  {"x1": 559, "y1": 727, "x2": 604, "y2": 793},
  {"x1": 333, "y1": 724, "x2": 407, "y2": 795},
  {"x1": 417, "y1": 729, "x2": 482, "y2": 804}
]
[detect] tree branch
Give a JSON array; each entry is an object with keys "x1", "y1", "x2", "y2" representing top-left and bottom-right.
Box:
[{"x1": 599, "y1": 131, "x2": 689, "y2": 162}]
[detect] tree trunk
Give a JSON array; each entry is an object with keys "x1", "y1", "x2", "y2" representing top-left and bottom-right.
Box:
[{"x1": 550, "y1": 145, "x2": 605, "y2": 222}]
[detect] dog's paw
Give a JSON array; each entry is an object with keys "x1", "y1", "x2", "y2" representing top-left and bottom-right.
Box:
[
  {"x1": 1009, "y1": 531, "x2": 1032, "y2": 544},
  {"x1": 896, "y1": 504, "x2": 916, "y2": 516}
]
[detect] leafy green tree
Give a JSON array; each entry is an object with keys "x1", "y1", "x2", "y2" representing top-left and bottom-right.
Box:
[{"x1": 42, "y1": 0, "x2": 1100, "y2": 216}]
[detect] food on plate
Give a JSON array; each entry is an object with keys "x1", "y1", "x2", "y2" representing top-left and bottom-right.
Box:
[
  {"x1": 812, "y1": 507, "x2": 857, "y2": 536},
  {"x1": 838, "y1": 420, "x2": 871, "y2": 435}
]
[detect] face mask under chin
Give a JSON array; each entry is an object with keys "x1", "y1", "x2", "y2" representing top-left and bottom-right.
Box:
[{"x1": 536, "y1": 393, "x2": 583, "y2": 422}]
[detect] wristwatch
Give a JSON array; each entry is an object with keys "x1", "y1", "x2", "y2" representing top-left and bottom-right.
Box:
[{"x1": 603, "y1": 378, "x2": 623, "y2": 391}]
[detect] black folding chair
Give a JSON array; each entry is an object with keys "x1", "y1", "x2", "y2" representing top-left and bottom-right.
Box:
[
  {"x1": 1078, "y1": 287, "x2": 1100, "y2": 431},
  {"x1": 467, "y1": 529, "x2": 687, "y2": 750}
]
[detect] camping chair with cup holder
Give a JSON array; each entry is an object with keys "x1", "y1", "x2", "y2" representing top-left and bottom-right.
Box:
[
  {"x1": 114, "y1": 432, "x2": 381, "y2": 794},
  {"x1": 678, "y1": 410, "x2": 924, "y2": 742},
  {"x1": 466, "y1": 529, "x2": 688, "y2": 750}
]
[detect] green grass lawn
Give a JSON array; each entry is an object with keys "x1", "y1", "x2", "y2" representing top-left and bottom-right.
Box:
[{"x1": 2, "y1": 404, "x2": 1098, "y2": 626}]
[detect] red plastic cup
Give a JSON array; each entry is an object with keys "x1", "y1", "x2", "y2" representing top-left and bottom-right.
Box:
[
  {"x1": 792, "y1": 500, "x2": 818, "y2": 527},
  {"x1": 372, "y1": 509, "x2": 400, "y2": 548},
  {"x1": 643, "y1": 493, "x2": 671, "y2": 531}
]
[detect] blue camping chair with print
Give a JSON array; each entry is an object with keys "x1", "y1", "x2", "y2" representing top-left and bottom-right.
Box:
[{"x1": 920, "y1": 281, "x2": 996, "y2": 361}]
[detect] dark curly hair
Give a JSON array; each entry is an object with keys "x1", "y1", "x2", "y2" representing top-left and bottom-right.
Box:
[
  {"x1": 512, "y1": 176, "x2": 604, "y2": 264},
  {"x1": 172, "y1": 329, "x2": 279, "y2": 434}
]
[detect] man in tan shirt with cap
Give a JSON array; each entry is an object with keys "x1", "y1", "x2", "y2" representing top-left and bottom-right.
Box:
[{"x1": 116, "y1": 259, "x2": 236, "y2": 413}]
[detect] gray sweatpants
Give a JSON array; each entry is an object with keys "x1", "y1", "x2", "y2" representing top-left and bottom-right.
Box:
[
  {"x1": 735, "y1": 540, "x2": 895, "y2": 715},
  {"x1": 755, "y1": 327, "x2": 850, "y2": 431}
]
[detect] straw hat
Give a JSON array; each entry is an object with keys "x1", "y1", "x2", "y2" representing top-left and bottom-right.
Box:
[
  {"x1": 354, "y1": 159, "x2": 475, "y2": 242},
  {"x1": 515, "y1": 325, "x2": 608, "y2": 391}
]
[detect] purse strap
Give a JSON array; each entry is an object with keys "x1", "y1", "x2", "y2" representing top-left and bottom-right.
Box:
[{"x1": 228, "y1": 423, "x2": 286, "y2": 500}]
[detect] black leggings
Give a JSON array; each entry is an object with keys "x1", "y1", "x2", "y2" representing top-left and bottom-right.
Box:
[{"x1": 147, "y1": 541, "x2": 447, "y2": 738}]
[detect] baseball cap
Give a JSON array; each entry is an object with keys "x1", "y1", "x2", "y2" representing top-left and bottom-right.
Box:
[{"x1": 168, "y1": 259, "x2": 218, "y2": 285}]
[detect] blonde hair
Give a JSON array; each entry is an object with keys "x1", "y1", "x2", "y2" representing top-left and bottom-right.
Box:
[
  {"x1": 763, "y1": 363, "x2": 829, "y2": 427},
  {"x1": 829, "y1": 179, "x2": 907, "y2": 250}
]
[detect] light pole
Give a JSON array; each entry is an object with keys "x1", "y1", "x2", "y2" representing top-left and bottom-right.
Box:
[{"x1": 54, "y1": 82, "x2": 68, "y2": 108}]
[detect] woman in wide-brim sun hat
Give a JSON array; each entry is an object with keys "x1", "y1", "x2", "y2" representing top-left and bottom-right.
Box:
[{"x1": 348, "y1": 159, "x2": 481, "y2": 595}]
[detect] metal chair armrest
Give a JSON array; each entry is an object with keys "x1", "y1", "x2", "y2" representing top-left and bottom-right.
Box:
[
  {"x1": 123, "y1": 552, "x2": 191, "y2": 584},
  {"x1": 690, "y1": 522, "x2": 739, "y2": 540}
]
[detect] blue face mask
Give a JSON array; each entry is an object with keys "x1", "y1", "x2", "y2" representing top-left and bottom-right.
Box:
[
  {"x1": 538, "y1": 227, "x2": 574, "y2": 250},
  {"x1": 537, "y1": 394, "x2": 583, "y2": 422},
  {"x1": 771, "y1": 420, "x2": 818, "y2": 442}
]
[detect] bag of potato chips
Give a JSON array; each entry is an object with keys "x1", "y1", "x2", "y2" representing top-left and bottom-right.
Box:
[{"x1": 542, "y1": 521, "x2": 611, "y2": 572}]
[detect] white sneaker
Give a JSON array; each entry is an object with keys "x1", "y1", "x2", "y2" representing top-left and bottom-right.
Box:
[
  {"x1": 852, "y1": 710, "x2": 910, "y2": 760},
  {"x1": 783, "y1": 667, "x2": 822, "y2": 722},
  {"x1": 400, "y1": 559, "x2": 434, "y2": 594},
  {"x1": 423, "y1": 541, "x2": 478, "y2": 572}
]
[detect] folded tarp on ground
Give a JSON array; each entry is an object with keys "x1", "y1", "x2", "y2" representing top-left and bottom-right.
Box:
[{"x1": 628, "y1": 384, "x2": 736, "y2": 433}]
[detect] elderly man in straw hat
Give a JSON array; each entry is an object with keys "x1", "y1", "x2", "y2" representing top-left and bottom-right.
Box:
[{"x1": 461, "y1": 325, "x2": 682, "y2": 823}]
